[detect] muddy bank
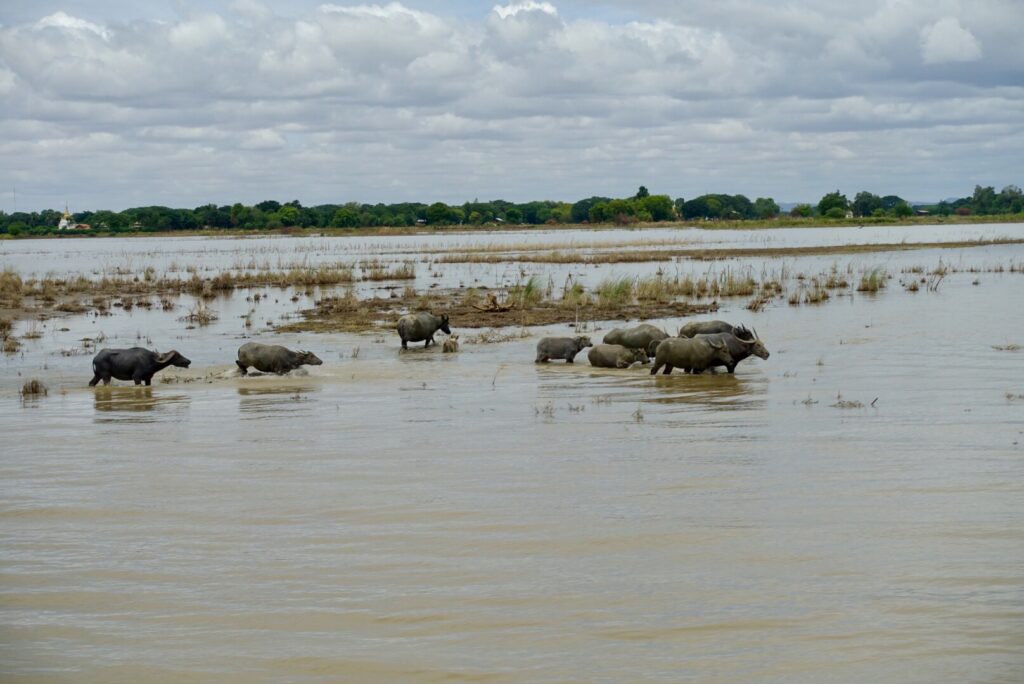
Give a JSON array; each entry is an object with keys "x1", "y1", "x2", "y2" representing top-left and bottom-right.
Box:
[{"x1": 276, "y1": 290, "x2": 721, "y2": 334}]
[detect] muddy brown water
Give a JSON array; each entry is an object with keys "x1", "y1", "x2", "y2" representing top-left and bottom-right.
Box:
[{"x1": 2, "y1": 228, "x2": 1024, "y2": 683}]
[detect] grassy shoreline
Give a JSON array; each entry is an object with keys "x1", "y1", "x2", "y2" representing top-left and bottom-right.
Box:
[{"x1": 3, "y1": 213, "x2": 1023, "y2": 240}]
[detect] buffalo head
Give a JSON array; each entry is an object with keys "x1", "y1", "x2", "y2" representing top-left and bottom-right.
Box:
[
  {"x1": 735, "y1": 325, "x2": 770, "y2": 360},
  {"x1": 157, "y1": 350, "x2": 191, "y2": 368}
]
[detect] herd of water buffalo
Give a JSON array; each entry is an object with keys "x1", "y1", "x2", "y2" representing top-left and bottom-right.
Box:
[
  {"x1": 85, "y1": 312, "x2": 768, "y2": 386},
  {"x1": 534, "y1": 319, "x2": 769, "y2": 375}
]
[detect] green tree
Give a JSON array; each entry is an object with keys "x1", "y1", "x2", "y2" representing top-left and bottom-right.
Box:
[
  {"x1": 891, "y1": 201, "x2": 913, "y2": 218},
  {"x1": 880, "y1": 195, "x2": 905, "y2": 211},
  {"x1": 753, "y1": 197, "x2": 780, "y2": 219},
  {"x1": 852, "y1": 191, "x2": 881, "y2": 217},
  {"x1": 635, "y1": 185, "x2": 650, "y2": 199},
  {"x1": 790, "y1": 204, "x2": 813, "y2": 217},
  {"x1": 278, "y1": 205, "x2": 301, "y2": 226},
  {"x1": 425, "y1": 202, "x2": 449, "y2": 224},
  {"x1": 641, "y1": 195, "x2": 675, "y2": 221},
  {"x1": 330, "y1": 207, "x2": 359, "y2": 228},
  {"x1": 817, "y1": 191, "x2": 849, "y2": 216},
  {"x1": 570, "y1": 197, "x2": 610, "y2": 223}
]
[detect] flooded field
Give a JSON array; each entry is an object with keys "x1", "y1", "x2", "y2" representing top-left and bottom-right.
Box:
[{"x1": 2, "y1": 225, "x2": 1023, "y2": 683}]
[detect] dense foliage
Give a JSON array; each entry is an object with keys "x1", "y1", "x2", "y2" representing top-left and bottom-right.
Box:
[{"x1": 1, "y1": 184, "x2": 1020, "y2": 235}]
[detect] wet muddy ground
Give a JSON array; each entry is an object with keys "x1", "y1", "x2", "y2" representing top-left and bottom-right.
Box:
[{"x1": 2, "y1": 226, "x2": 1023, "y2": 683}]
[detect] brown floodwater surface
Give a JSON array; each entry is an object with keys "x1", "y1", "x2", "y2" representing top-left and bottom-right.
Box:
[{"x1": 2, "y1": 230, "x2": 1023, "y2": 683}]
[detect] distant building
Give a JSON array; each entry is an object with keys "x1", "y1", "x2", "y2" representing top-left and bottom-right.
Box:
[{"x1": 58, "y1": 204, "x2": 76, "y2": 230}]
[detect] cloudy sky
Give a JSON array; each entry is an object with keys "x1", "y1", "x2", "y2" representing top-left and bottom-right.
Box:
[{"x1": 1, "y1": 0, "x2": 1021, "y2": 212}]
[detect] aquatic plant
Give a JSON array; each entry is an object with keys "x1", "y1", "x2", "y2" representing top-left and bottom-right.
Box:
[
  {"x1": 20, "y1": 379, "x2": 47, "y2": 397},
  {"x1": 596, "y1": 275, "x2": 634, "y2": 308},
  {"x1": 857, "y1": 268, "x2": 887, "y2": 293}
]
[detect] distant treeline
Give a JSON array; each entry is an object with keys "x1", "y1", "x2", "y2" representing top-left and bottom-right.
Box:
[{"x1": 1, "y1": 184, "x2": 1021, "y2": 236}]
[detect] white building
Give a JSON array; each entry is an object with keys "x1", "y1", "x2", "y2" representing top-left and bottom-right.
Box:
[{"x1": 58, "y1": 204, "x2": 76, "y2": 230}]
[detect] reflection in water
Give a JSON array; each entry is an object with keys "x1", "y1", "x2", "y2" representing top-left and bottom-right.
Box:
[
  {"x1": 92, "y1": 386, "x2": 190, "y2": 423},
  {"x1": 647, "y1": 372, "x2": 767, "y2": 411},
  {"x1": 237, "y1": 384, "x2": 321, "y2": 418}
]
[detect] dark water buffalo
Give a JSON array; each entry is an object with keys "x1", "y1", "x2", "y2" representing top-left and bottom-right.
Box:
[
  {"x1": 89, "y1": 347, "x2": 191, "y2": 386},
  {"x1": 603, "y1": 323, "x2": 669, "y2": 358},
  {"x1": 650, "y1": 337, "x2": 733, "y2": 375},
  {"x1": 397, "y1": 312, "x2": 451, "y2": 349},
  {"x1": 535, "y1": 336, "x2": 592, "y2": 363},
  {"x1": 588, "y1": 344, "x2": 649, "y2": 369},
  {"x1": 236, "y1": 342, "x2": 323, "y2": 375},
  {"x1": 678, "y1": 319, "x2": 736, "y2": 338},
  {"x1": 694, "y1": 325, "x2": 769, "y2": 373}
]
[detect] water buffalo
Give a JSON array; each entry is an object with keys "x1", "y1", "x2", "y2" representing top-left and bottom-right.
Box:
[
  {"x1": 89, "y1": 347, "x2": 191, "y2": 386},
  {"x1": 694, "y1": 325, "x2": 769, "y2": 373},
  {"x1": 236, "y1": 342, "x2": 323, "y2": 375},
  {"x1": 678, "y1": 319, "x2": 736, "y2": 338},
  {"x1": 603, "y1": 323, "x2": 669, "y2": 358},
  {"x1": 535, "y1": 336, "x2": 592, "y2": 363},
  {"x1": 397, "y1": 312, "x2": 451, "y2": 349},
  {"x1": 649, "y1": 337, "x2": 733, "y2": 375},
  {"x1": 588, "y1": 344, "x2": 649, "y2": 369}
]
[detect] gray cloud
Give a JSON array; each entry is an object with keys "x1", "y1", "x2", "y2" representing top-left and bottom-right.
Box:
[{"x1": 0, "y1": 0, "x2": 1021, "y2": 211}]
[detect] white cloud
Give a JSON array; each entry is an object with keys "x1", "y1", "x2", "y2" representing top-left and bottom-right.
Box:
[
  {"x1": 240, "y1": 129, "x2": 286, "y2": 149},
  {"x1": 920, "y1": 17, "x2": 982, "y2": 65},
  {"x1": 34, "y1": 11, "x2": 110, "y2": 40},
  {"x1": 0, "y1": 1, "x2": 1020, "y2": 211},
  {"x1": 492, "y1": 2, "x2": 558, "y2": 20}
]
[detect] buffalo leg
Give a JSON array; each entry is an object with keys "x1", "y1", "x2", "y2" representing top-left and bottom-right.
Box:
[
  {"x1": 236, "y1": 361, "x2": 248, "y2": 375},
  {"x1": 662, "y1": 364, "x2": 673, "y2": 375},
  {"x1": 89, "y1": 375, "x2": 100, "y2": 387},
  {"x1": 650, "y1": 363, "x2": 662, "y2": 375}
]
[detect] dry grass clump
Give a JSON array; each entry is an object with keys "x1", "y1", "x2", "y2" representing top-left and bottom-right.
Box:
[
  {"x1": 596, "y1": 276, "x2": 634, "y2": 308},
  {"x1": 311, "y1": 289, "x2": 375, "y2": 330},
  {"x1": 804, "y1": 280, "x2": 830, "y2": 304},
  {"x1": 1, "y1": 317, "x2": 19, "y2": 353},
  {"x1": 179, "y1": 301, "x2": 218, "y2": 327},
  {"x1": 824, "y1": 269, "x2": 849, "y2": 289},
  {"x1": 746, "y1": 292, "x2": 772, "y2": 312},
  {"x1": 635, "y1": 275, "x2": 673, "y2": 303},
  {"x1": 992, "y1": 344, "x2": 1021, "y2": 352},
  {"x1": 362, "y1": 261, "x2": 415, "y2": 281},
  {"x1": 905, "y1": 279, "x2": 921, "y2": 292},
  {"x1": 1, "y1": 268, "x2": 24, "y2": 306},
  {"x1": 21, "y1": 320, "x2": 43, "y2": 339},
  {"x1": 465, "y1": 328, "x2": 530, "y2": 344},
  {"x1": 857, "y1": 269, "x2": 887, "y2": 293},
  {"x1": 561, "y1": 279, "x2": 588, "y2": 308},
  {"x1": 510, "y1": 275, "x2": 545, "y2": 308},
  {"x1": 21, "y1": 379, "x2": 48, "y2": 397},
  {"x1": 281, "y1": 265, "x2": 355, "y2": 286}
]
